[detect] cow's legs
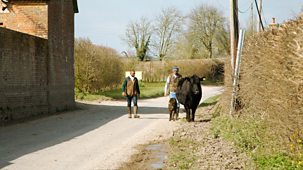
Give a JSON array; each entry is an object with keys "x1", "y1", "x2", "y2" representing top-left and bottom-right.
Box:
[
  {"x1": 176, "y1": 107, "x2": 179, "y2": 120},
  {"x1": 185, "y1": 107, "x2": 189, "y2": 122},
  {"x1": 186, "y1": 107, "x2": 191, "y2": 122},
  {"x1": 192, "y1": 107, "x2": 197, "y2": 122},
  {"x1": 189, "y1": 109, "x2": 193, "y2": 122}
]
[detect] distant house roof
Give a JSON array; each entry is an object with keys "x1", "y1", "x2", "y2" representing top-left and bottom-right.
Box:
[{"x1": 7, "y1": 0, "x2": 79, "y2": 13}]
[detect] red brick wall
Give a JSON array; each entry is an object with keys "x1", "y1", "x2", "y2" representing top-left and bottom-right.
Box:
[
  {"x1": 47, "y1": 0, "x2": 75, "y2": 112},
  {"x1": 0, "y1": 4, "x2": 48, "y2": 38},
  {"x1": 0, "y1": 28, "x2": 48, "y2": 121},
  {"x1": 0, "y1": 0, "x2": 76, "y2": 122}
]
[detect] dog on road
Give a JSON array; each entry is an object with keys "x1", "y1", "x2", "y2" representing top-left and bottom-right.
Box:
[{"x1": 168, "y1": 98, "x2": 177, "y2": 121}]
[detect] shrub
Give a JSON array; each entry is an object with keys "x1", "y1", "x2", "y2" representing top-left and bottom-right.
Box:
[
  {"x1": 124, "y1": 58, "x2": 225, "y2": 83},
  {"x1": 74, "y1": 38, "x2": 124, "y2": 93},
  {"x1": 218, "y1": 16, "x2": 303, "y2": 169}
]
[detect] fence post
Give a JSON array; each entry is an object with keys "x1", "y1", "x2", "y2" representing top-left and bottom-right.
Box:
[{"x1": 230, "y1": 29, "x2": 246, "y2": 115}]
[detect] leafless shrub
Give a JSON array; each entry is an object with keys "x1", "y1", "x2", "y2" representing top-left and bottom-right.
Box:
[
  {"x1": 124, "y1": 59, "x2": 224, "y2": 82},
  {"x1": 75, "y1": 38, "x2": 124, "y2": 93}
]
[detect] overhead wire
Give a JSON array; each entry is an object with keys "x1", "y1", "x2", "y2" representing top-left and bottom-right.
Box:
[
  {"x1": 234, "y1": 1, "x2": 254, "y2": 28},
  {"x1": 254, "y1": 0, "x2": 264, "y2": 31},
  {"x1": 237, "y1": 2, "x2": 253, "y2": 14}
]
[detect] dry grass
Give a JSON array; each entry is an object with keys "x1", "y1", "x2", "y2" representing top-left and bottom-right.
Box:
[
  {"x1": 218, "y1": 16, "x2": 303, "y2": 168},
  {"x1": 239, "y1": 17, "x2": 303, "y2": 148}
]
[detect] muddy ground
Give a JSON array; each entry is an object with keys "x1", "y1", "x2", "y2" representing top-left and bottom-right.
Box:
[{"x1": 118, "y1": 105, "x2": 254, "y2": 170}]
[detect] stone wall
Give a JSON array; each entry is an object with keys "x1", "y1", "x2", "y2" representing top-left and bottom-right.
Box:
[
  {"x1": 0, "y1": 28, "x2": 48, "y2": 121},
  {"x1": 0, "y1": 0, "x2": 76, "y2": 123}
]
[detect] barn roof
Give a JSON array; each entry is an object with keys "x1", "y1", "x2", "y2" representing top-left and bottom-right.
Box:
[{"x1": 7, "y1": 0, "x2": 79, "y2": 13}]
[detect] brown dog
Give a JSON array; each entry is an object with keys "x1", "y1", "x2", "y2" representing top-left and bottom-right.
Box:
[{"x1": 168, "y1": 98, "x2": 177, "y2": 121}]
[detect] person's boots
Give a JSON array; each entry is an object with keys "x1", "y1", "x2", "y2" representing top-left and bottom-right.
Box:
[
  {"x1": 134, "y1": 106, "x2": 140, "y2": 118},
  {"x1": 128, "y1": 106, "x2": 132, "y2": 118}
]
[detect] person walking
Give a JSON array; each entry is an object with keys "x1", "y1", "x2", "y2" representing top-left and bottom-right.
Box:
[
  {"x1": 164, "y1": 66, "x2": 182, "y2": 118},
  {"x1": 122, "y1": 70, "x2": 140, "y2": 118}
]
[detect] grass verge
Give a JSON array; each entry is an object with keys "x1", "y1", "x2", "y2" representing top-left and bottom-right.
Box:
[
  {"x1": 199, "y1": 95, "x2": 220, "y2": 107},
  {"x1": 202, "y1": 79, "x2": 224, "y2": 86},
  {"x1": 166, "y1": 95, "x2": 220, "y2": 169},
  {"x1": 166, "y1": 137, "x2": 197, "y2": 169},
  {"x1": 211, "y1": 114, "x2": 303, "y2": 169}
]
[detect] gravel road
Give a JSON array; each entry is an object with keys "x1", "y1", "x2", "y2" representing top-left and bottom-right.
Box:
[{"x1": 0, "y1": 86, "x2": 223, "y2": 170}]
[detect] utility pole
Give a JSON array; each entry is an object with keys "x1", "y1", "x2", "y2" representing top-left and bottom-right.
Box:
[
  {"x1": 258, "y1": 0, "x2": 263, "y2": 32},
  {"x1": 230, "y1": 0, "x2": 239, "y2": 72},
  {"x1": 255, "y1": 0, "x2": 264, "y2": 32},
  {"x1": 251, "y1": 3, "x2": 254, "y2": 33}
]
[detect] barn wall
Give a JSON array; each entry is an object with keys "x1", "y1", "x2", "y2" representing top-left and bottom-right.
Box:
[
  {"x1": 0, "y1": 28, "x2": 48, "y2": 121},
  {"x1": 47, "y1": 0, "x2": 75, "y2": 113}
]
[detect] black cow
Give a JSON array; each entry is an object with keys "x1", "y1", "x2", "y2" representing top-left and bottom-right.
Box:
[{"x1": 176, "y1": 75, "x2": 205, "y2": 122}]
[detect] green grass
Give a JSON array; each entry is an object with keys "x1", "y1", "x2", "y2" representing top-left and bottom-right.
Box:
[
  {"x1": 211, "y1": 116, "x2": 264, "y2": 151},
  {"x1": 138, "y1": 82, "x2": 165, "y2": 99},
  {"x1": 167, "y1": 137, "x2": 197, "y2": 169},
  {"x1": 199, "y1": 95, "x2": 220, "y2": 107},
  {"x1": 210, "y1": 114, "x2": 303, "y2": 169},
  {"x1": 254, "y1": 153, "x2": 302, "y2": 170},
  {"x1": 202, "y1": 79, "x2": 224, "y2": 86},
  {"x1": 75, "y1": 82, "x2": 165, "y2": 101}
]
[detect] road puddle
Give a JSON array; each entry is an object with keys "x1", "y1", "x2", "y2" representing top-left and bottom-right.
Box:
[
  {"x1": 118, "y1": 142, "x2": 169, "y2": 170},
  {"x1": 145, "y1": 144, "x2": 168, "y2": 169}
]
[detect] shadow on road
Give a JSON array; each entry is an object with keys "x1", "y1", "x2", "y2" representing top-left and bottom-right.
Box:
[{"x1": 0, "y1": 102, "x2": 168, "y2": 168}]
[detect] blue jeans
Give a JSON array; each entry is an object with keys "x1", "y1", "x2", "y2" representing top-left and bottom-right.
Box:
[{"x1": 126, "y1": 95, "x2": 138, "y2": 107}]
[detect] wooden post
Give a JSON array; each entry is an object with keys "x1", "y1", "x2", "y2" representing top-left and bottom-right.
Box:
[{"x1": 230, "y1": 0, "x2": 239, "y2": 72}]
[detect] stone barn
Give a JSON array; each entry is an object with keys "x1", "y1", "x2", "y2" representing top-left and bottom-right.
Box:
[{"x1": 0, "y1": 0, "x2": 78, "y2": 122}]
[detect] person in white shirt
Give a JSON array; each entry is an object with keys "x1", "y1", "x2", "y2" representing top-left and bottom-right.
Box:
[{"x1": 164, "y1": 66, "x2": 182, "y2": 118}]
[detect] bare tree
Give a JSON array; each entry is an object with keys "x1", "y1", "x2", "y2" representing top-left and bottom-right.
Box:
[
  {"x1": 189, "y1": 5, "x2": 226, "y2": 58},
  {"x1": 215, "y1": 21, "x2": 230, "y2": 56},
  {"x1": 125, "y1": 17, "x2": 153, "y2": 61},
  {"x1": 172, "y1": 32, "x2": 200, "y2": 59},
  {"x1": 152, "y1": 7, "x2": 184, "y2": 61}
]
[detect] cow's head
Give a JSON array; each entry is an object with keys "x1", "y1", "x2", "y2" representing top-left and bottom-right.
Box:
[{"x1": 190, "y1": 75, "x2": 203, "y2": 95}]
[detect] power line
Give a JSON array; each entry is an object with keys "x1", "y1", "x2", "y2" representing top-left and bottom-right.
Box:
[
  {"x1": 254, "y1": 0, "x2": 264, "y2": 31},
  {"x1": 237, "y1": 2, "x2": 253, "y2": 14}
]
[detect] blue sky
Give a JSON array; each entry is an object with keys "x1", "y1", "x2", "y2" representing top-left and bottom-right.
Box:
[{"x1": 75, "y1": 0, "x2": 302, "y2": 53}]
